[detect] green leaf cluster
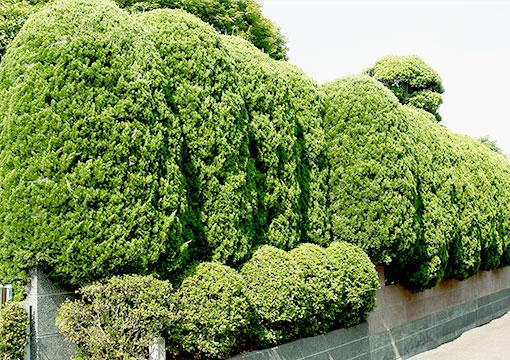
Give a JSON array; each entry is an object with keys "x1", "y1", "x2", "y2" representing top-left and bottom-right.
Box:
[
  {"x1": 0, "y1": 0, "x2": 37, "y2": 60},
  {"x1": 323, "y1": 75, "x2": 510, "y2": 292},
  {"x1": 0, "y1": 302, "x2": 29, "y2": 360},
  {"x1": 56, "y1": 275, "x2": 173, "y2": 359},
  {"x1": 365, "y1": 55, "x2": 444, "y2": 122}
]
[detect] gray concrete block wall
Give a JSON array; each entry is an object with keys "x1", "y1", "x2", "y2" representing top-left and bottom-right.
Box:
[{"x1": 25, "y1": 268, "x2": 76, "y2": 360}]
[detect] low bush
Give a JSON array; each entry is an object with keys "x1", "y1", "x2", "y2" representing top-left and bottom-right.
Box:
[
  {"x1": 56, "y1": 275, "x2": 173, "y2": 360},
  {"x1": 168, "y1": 262, "x2": 254, "y2": 359},
  {"x1": 240, "y1": 245, "x2": 305, "y2": 344},
  {"x1": 290, "y1": 242, "x2": 378, "y2": 335},
  {"x1": 0, "y1": 302, "x2": 29, "y2": 360},
  {"x1": 241, "y1": 242, "x2": 377, "y2": 344}
]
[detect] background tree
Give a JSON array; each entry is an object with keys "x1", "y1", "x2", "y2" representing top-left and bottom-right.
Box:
[
  {"x1": 478, "y1": 136, "x2": 508, "y2": 159},
  {"x1": 0, "y1": 0, "x2": 288, "y2": 61},
  {"x1": 364, "y1": 55, "x2": 444, "y2": 122}
]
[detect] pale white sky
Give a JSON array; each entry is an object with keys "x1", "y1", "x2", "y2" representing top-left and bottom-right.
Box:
[{"x1": 260, "y1": 0, "x2": 510, "y2": 156}]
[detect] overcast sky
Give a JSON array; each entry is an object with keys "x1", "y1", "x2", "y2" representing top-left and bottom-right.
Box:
[{"x1": 259, "y1": 0, "x2": 510, "y2": 156}]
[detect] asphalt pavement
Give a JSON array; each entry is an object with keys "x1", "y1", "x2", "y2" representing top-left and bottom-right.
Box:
[{"x1": 410, "y1": 311, "x2": 510, "y2": 360}]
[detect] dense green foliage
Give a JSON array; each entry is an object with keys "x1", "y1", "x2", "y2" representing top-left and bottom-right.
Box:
[
  {"x1": 168, "y1": 262, "x2": 254, "y2": 359},
  {"x1": 128, "y1": 0, "x2": 288, "y2": 60},
  {"x1": 0, "y1": 0, "x2": 181, "y2": 289},
  {"x1": 0, "y1": 302, "x2": 29, "y2": 360},
  {"x1": 137, "y1": 9, "x2": 251, "y2": 274},
  {"x1": 222, "y1": 35, "x2": 330, "y2": 252},
  {"x1": 365, "y1": 55, "x2": 444, "y2": 122},
  {"x1": 56, "y1": 275, "x2": 173, "y2": 359},
  {"x1": 241, "y1": 242, "x2": 378, "y2": 344},
  {"x1": 0, "y1": 0, "x2": 327, "y2": 294},
  {"x1": 323, "y1": 75, "x2": 510, "y2": 291}
]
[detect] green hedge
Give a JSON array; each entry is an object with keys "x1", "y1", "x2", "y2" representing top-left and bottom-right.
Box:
[
  {"x1": 0, "y1": 0, "x2": 182, "y2": 288},
  {"x1": 0, "y1": 302, "x2": 29, "y2": 360},
  {"x1": 222, "y1": 35, "x2": 330, "y2": 252},
  {"x1": 323, "y1": 75, "x2": 510, "y2": 291},
  {"x1": 138, "y1": 9, "x2": 252, "y2": 273},
  {"x1": 56, "y1": 275, "x2": 173, "y2": 359}
]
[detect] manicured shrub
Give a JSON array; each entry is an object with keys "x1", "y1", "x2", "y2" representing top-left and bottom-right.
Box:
[
  {"x1": 240, "y1": 246, "x2": 305, "y2": 344},
  {"x1": 0, "y1": 302, "x2": 29, "y2": 360},
  {"x1": 138, "y1": 9, "x2": 253, "y2": 270},
  {"x1": 290, "y1": 242, "x2": 378, "y2": 335},
  {"x1": 365, "y1": 55, "x2": 444, "y2": 122},
  {"x1": 168, "y1": 262, "x2": 254, "y2": 359},
  {"x1": 323, "y1": 74, "x2": 510, "y2": 292},
  {"x1": 222, "y1": 35, "x2": 330, "y2": 252},
  {"x1": 0, "y1": 0, "x2": 184, "y2": 288},
  {"x1": 323, "y1": 75, "x2": 418, "y2": 265},
  {"x1": 56, "y1": 275, "x2": 173, "y2": 360},
  {"x1": 241, "y1": 243, "x2": 377, "y2": 344}
]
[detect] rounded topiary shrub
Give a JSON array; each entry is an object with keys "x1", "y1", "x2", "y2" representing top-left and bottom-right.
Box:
[
  {"x1": 0, "y1": 0, "x2": 184, "y2": 288},
  {"x1": 168, "y1": 262, "x2": 254, "y2": 359},
  {"x1": 240, "y1": 245, "x2": 305, "y2": 344},
  {"x1": 364, "y1": 55, "x2": 444, "y2": 122},
  {"x1": 0, "y1": 302, "x2": 29, "y2": 360},
  {"x1": 290, "y1": 242, "x2": 378, "y2": 335},
  {"x1": 326, "y1": 242, "x2": 379, "y2": 326},
  {"x1": 241, "y1": 243, "x2": 377, "y2": 344},
  {"x1": 56, "y1": 275, "x2": 173, "y2": 360}
]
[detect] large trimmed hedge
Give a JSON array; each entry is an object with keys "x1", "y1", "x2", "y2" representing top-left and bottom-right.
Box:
[
  {"x1": 323, "y1": 75, "x2": 510, "y2": 291},
  {"x1": 138, "y1": 9, "x2": 252, "y2": 272},
  {"x1": 222, "y1": 35, "x2": 330, "y2": 252},
  {"x1": 0, "y1": 0, "x2": 182, "y2": 288}
]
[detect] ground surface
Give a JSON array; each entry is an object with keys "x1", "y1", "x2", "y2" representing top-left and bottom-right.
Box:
[{"x1": 410, "y1": 310, "x2": 510, "y2": 360}]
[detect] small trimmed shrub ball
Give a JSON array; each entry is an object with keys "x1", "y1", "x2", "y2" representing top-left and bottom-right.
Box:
[
  {"x1": 56, "y1": 275, "x2": 173, "y2": 360},
  {"x1": 168, "y1": 262, "x2": 254, "y2": 359},
  {"x1": 0, "y1": 0, "x2": 183, "y2": 288},
  {"x1": 290, "y1": 242, "x2": 378, "y2": 334},
  {"x1": 240, "y1": 245, "x2": 306, "y2": 344}
]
